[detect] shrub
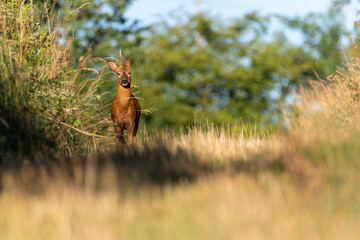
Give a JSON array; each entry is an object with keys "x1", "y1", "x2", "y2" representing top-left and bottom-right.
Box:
[{"x1": 0, "y1": 0, "x2": 111, "y2": 165}]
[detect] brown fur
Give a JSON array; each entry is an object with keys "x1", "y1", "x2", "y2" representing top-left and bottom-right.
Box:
[{"x1": 107, "y1": 50, "x2": 141, "y2": 146}]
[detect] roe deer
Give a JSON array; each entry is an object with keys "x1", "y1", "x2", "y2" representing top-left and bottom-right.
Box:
[{"x1": 107, "y1": 50, "x2": 141, "y2": 146}]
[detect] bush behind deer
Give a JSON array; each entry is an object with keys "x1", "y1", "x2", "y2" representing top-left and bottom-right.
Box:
[{"x1": 0, "y1": 0, "x2": 111, "y2": 165}]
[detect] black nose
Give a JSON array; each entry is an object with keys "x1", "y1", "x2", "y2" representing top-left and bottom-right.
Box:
[{"x1": 121, "y1": 79, "x2": 128, "y2": 85}]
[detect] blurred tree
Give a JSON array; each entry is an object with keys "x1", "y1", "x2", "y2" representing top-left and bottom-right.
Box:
[
  {"x1": 33, "y1": 1, "x2": 350, "y2": 131},
  {"x1": 34, "y1": 0, "x2": 146, "y2": 60},
  {"x1": 278, "y1": 6, "x2": 347, "y2": 74},
  {"x1": 136, "y1": 9, "x2": 347, "y2": 130}
]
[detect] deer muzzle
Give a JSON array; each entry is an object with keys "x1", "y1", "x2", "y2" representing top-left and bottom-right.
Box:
[{"x1": 120, "y1": 73, "x2": 130, "y2": 88}]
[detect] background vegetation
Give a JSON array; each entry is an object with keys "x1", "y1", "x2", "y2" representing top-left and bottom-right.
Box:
[
  {"x1": 2, "y1": 0, "x2": 360, "y2": 239},
  {"x1": 36, "y1": 0, "x2": 356, "y2": 130}
]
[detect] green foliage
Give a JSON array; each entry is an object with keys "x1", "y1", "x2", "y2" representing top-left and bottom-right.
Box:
[
  {"x1": 34, "y1": 0, "x2": 146, "y2": 60},
  {"x1": 0, "y1": 0, "x2": 110, "y2": 165},
  {"x1": 31, "y1": 0, "x2": 148, "y2": 130},
  {"x1": 37, "y1": 1, "x2": 348, "y2": 131},
  {"x1": 136, "y1": 11, "x2": 345, "y2": 130},
  {"x1": 278, "y1": 5, "x2": 347, "y2": 74},
  {"x1": 0, "y1": 0, "x2": 57, "y2": 164}
]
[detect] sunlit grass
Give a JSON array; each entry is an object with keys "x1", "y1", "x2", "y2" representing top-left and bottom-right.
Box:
[
  {"x1": 3, "y1": 1, "x2": 360, "y2": 240},
  {"x1": 1, "y1": 119, "x2": 360, "y2": 239},
  {"x1": 1, "y1": 172, "x2": 360, "y2": 240}
]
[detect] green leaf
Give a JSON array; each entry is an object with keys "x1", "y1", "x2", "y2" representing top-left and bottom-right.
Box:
[{"x1": 73, "y1": 119, "x2": 81, "y2": 127}]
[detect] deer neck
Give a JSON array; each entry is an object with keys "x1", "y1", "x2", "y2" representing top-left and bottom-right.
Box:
[{"x1": 115, "y1": 85, "x2": 131, "y2": 107}]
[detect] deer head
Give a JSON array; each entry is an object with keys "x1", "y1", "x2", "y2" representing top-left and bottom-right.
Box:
[{"x1": 107, "y1": 50, "x2": 131, "y2": 89}]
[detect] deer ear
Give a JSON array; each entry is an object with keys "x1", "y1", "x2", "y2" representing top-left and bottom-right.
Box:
[
  {"x1": 107, "y1": 61, "x2": 118, "y2": 71},
  {"x1": 125, "y1": 55, "x2": 131, "y2": 68}
]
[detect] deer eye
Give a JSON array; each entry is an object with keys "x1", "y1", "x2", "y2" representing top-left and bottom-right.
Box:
[
  {"x1": 128, "y1": 72, "x2": 131, "y2": 75},
  {"x1": 117, "y1": 72, "x2": 121, "y2": 76}
]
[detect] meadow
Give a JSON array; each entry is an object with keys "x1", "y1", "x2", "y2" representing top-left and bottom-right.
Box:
[{"x1": 1, "y1": 1, "x2": 360, "y2": 239}]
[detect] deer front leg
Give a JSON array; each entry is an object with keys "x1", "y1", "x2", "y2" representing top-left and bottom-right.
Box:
[
  {"x1": 115, "y1": 126, "x2": 125, "y2": 148},
  {"x1": 126, "y1": 123, "x2": 135, "y2": 145}
]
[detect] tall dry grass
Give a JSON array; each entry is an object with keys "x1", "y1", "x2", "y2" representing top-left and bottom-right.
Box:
[
  {"x1": 0, "y1": 0, "x2": 113, "y2": 164},
  {"x1": 0, "y1": 118, "x2": 344, "y2": 240},
  {"x1": 3, "y1": 1, "x2": 360, "y2": 239},
  {"x1": 0, "y1": 128, "x2": 358, "y2": 240},
  {"x1": 0, "y1": 90, "x2": 359, "y2": 239},
  {"x1": 3, "y1": 174, "x2": 360, "y2": 240},
  {"x1": 285, "y1": 55, "x2": 360, "y2": 177},
  {"x1": 0, "y1": 124, "x2": 283, "y2": 240}
]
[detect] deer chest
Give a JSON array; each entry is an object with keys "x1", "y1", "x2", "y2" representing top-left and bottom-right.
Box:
[{"x1": 111, "y1": 100, "x2": 136, "y2": 125}]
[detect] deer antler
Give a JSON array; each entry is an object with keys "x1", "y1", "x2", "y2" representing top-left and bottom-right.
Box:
[{"x1": 119, "y1": 49, "x2": 122, "y2": 64}]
